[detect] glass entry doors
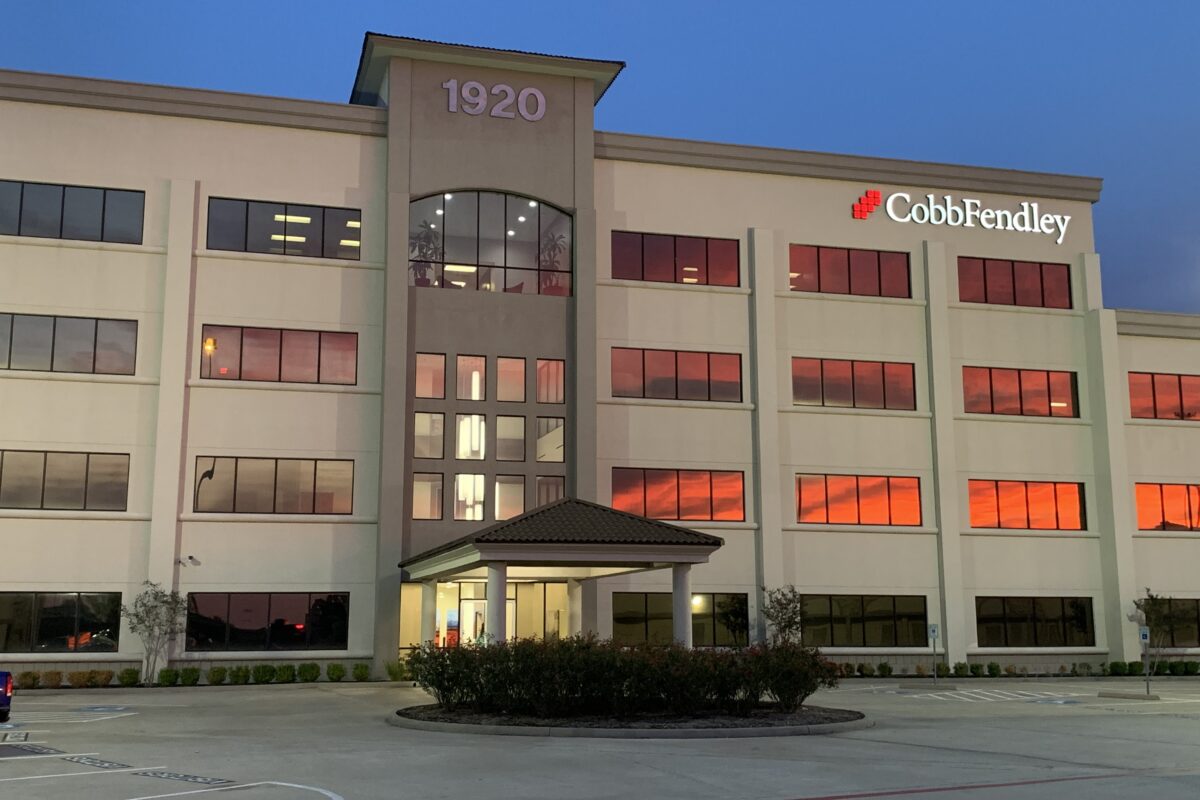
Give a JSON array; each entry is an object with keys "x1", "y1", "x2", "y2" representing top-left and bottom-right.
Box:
[{"x1": 399, "y1": 581, "x2": 569, "y2": 649}]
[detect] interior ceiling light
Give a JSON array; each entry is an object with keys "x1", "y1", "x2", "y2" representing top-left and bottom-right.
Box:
[
  {"x1": 517, "y1": 216, "x2": 526, "y2": 222},
  {"x1": 507, "y1": 230, "x2": 515, "y2": 236},
  {"x1": 270, "y1": 234, "x2": 306, "y2": 242},
  {"x1": 528, "y1": 200, "x2": 537, "y2": 207},
  {"x1": 273, "y1": 214, "x2": 311, "y2": 224},
  {"x1": 444, "y1": 264, "x2": 477, "y2": 273},
  {"x1": 346, "y1": 220, "x2": 361, "y2": 228},
  {"x1": 444, "y1": 193, "x2": 453, "y2": 199},
  {"x1": 435, "y1": 209, "x2": 444, "y2": 215},
  {"x1": 339, "y1": 239, "x2": 361, "y2": 247}
]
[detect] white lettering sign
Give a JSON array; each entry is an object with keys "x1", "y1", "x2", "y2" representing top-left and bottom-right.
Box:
[
  {"x1": 882, "y1": 192, "x2": 1071, "y2": 245},
  {"x1": 441, "y1": 79, "x2": 546, "y2": 122}
]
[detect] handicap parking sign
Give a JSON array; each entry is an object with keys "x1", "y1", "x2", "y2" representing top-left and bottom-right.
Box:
[{"x1": 1139, "y1": 626, "x2": 1150, "y2": 643}]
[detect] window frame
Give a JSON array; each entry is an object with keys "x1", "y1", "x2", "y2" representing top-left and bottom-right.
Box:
[
  {"x1": 205, "y1": 196, "x2": 361, "y2": 260},
  {"x1": 0, "y1": 449, "x2": 130, "y2": 511},
  {"x1": 611, "y1": 591, "x2": 750, "y2": 647},
  {"x1": 798, "y1": 593, "x2": 928, "y2": 648},
  {"x1": 962, "y1": 366, "x2": 1079, "y2": 418},
  {"x1": 788, "y1": 243, "x2": 911, "y2": 299},
  {"x1": 974, "y1": 596, "x2": 1095, "y2": 647},
  {"x1": 795, "y1": 473, "x2": 923, "y2": 527},
  {"x1": 610, "y1": 230, "x2": 741, "y2": 288},
  {"x1": 0, "y1": 179, "x2": 144, "y2": 245},
  {"x1": 967, "y1": 479, "x2": 1086, "y2": 531},
  {"x1": 184, "y1": 591, "x2": 349, "y2": 652},
  {"x1": 611, "y1": 347, "x2": 743, "y2": 403},
  {"x1": 957, "y1": 256, "x2": 1073, "y2": 309},
  {"x1": 0, "y1": 591, "x2": 122, "y2": 653},
  {"x1": 192, "y1": 456, "x2": 354, "y2": 516},
  {"x1": 0, "y1": 313, "x2": 138, "y2": 376},
  {"x1": 1128, "y1": 371, "x2": 1200, "y2": 421},
  {"x1": 791, "y1": 356, "x2": 916, "y2": 410},
  {"x1": 1134, "y1": 482, "x2": 1200, "y2": 531},
  {"x1": 611, "y1": 467, "x2": 745, "y2": 522},
  {"x1": 198, "y1": 323, "x2": 357, "y2": 385}
]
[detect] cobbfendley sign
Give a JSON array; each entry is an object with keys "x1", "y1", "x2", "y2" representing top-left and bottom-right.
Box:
[{"x1": 853, "y1": 189, "x2": 1071, "y2": 245}]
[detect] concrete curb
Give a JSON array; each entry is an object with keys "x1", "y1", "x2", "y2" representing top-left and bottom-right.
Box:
[
  {"x1": 1098, "y1": 691, "x2": 1161, "y2": 701},
  {"x1": 386, "y1": 710, "x2": 874, "y2": 739}
]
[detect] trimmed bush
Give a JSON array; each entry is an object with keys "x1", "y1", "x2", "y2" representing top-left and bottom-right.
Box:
[
  {"x1": 298, "y1": 663, "x2": 321, "y2": 683},
  {"x1": 275, "y1": 664, "x2": 296, "y2": 683},
  {"x1": 41, "y1": 670, "x2": 63, "y2": 689},
  {"x1": 935, "y1": 662, "x2": 951, "y2": 678},
  {"x1": 66, "y1": 670, "x2": 90, "y2": 688},
  {"x1": 353, "y1": 663, "x2": 371, "y2": 682},
  {"x1": 839, "y1": 662, "x2": 855, "y2": 679},
  {"x1": 206, "y1": 666, "x2": 228, "y2": 686},
  {"x1": 251, "y1": 664, "x2": 276, "y2": 684},
  {"x1": 1076, "y1": 662, "x2": 1093, "y2": 677},
  {"x1": 1153, "y1": 660, "x2": 1170, "y2": 676},
  {"x1": 1184, "y1": 661, "x2": 1200, "y2": 676},
  {"x1": 1168, "y1": 661, "x2": 1186, "y2": 676},
  {"x1": 180, "y1": 667, "x2": 201, "y2": 686},
  {"x1": 1109, "y1": 660, "x2": 1128, "y2": 676},
  {"x1": 876, "y1": 662, "x2": 893, "y2": 677},
  {"x1": 229, "y1": 666, "x2": 251, "y2": 685},
  {"x1": 856, "y1": 663, "x2": 875, "y2": 678},
  {"x1": 969, "y1": 663, "x2": 984, "y2": 678},
  {"x1": 986, "y1": 662, "x2": 1001, "y2": 678},
  {"x1": 914, "y1": 663, "x2": 928, "y2": 677},
  {"x1": 91, "y1": 670, "x2": 114, "y2": 687},
  {"x1": 16, "y1": 671, "x2": 40, "y2": 690},
  {"x1": 326, "y1": 663, "x2": 346, "y2": 682},
  {"x1": 1126, "y1": 661, "x2": 1144, "y2": 676},
  {"x1": 952, "y1": 662, "x2": 969, "y2": 677},
  {"x1": 1003, "y1": 665, "x2": 1018, "y2": 677},
  {"x1": 385, "y1": 660, "x2": 409, "y2": 681},
  {"x1": 118, "y1": 668, "x2": 140, "y2": 687},
  {"x1": 408, "y1": 637, "x2": 838, "y2": 717},
  {"x1": 157, "y1": 668, "x2": 180, "y2": 687}
]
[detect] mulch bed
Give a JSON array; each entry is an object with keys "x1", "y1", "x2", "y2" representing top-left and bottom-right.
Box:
[{"x1": 396, "y1": 704, "x2": 862, "y2": 729}]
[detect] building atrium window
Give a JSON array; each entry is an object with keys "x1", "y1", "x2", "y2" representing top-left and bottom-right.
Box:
[{"x1": 409, "y1": 191, "x2": 572, "y2": 295}]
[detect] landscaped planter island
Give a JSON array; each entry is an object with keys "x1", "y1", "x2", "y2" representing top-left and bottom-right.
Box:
[{"x1": 393, "y1": 637, "x2": 869, "y2": 738}]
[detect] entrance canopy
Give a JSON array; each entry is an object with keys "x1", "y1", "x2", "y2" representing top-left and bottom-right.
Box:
[{"x1": 400, "y1": 498, "x2": 723, "y2": 582}]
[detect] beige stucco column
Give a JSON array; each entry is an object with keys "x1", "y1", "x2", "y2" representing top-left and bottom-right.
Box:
[
  {"x1": 419, "y1": 581, "x2": 437, "y2": 645},
  {"x1": 672, "y1": 563, "x2": 693, "y2": 647},
  {"x1": 486, "y1": 562, "x2": 507, "y2": 643}
]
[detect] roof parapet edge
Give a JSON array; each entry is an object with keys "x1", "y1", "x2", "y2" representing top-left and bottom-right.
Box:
[
  {"x1": 1114, "y1": 309, "x2": 1200, "y2": 340},
  {"x1": 594, "y1": 131, "x2": 1103, "y2": 203}
]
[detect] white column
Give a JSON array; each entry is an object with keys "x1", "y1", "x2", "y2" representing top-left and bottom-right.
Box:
[
  {"x1": 672, "y1": 564, "x2": 693, "y2": 647},
  {"x1": 420, "y1": 581, "x2": 437, "y2": 645},
  {"x1": 486, "y1": 562, "x2": 507, "y2": 644},
  {"x1": 567, "y1": 579, "x2": 583, "y2": 635}
]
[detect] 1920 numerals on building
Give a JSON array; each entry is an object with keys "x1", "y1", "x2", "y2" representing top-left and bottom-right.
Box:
[{"x1": 441, "y1": 79, "x2": 546, "y2": 121}]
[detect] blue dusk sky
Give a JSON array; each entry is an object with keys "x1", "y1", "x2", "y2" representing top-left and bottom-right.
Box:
[{"x1": 3, "y1": 2, "x2": 1197, "y2": 312}]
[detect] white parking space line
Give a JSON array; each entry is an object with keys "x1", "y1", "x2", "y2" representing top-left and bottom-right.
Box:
[
  {"x1": 122, "y1": 781, "x2": 345, "y2": 799},
  {"x1": 0, "y1": 751, "x2": 101, "y2": 760},
  {"x1": 0, "y1": 764, "x2": 168, "y2": 783},
  {"x1": 906, "y1": 689, "x2": 1087, "y2": 703},
  {"x1": 11, "y1": 712, "x2": 137, "y2": 723}
]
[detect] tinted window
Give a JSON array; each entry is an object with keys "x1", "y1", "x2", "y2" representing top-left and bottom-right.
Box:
[
  {"x1": 796, "y1": 473, "x2": 922, "y2": 526},
  {"x1": 194, "y1": 456, "x2": 351, "y2": 515},
  {"x1": 960, "y1": 257, "x2": 1072, "y2": 309},
  {"x1": 0, "y1": 450, "x2": 128, "y2": 512},
  {"x1": 800, "y1": 594, "x2": 927, "y2": 648},
  {"x1": 103, "y1": 190, "x2": 145, "y2": 244},
  {"x1": 51, "y1": 316, "x2": 96, "y2": 373},
  {"x1": 415, "y1": 353, "x2": 445, "y2": 398},
  {"x1": 613, "y1": 349, "x2": 741, "y2": 403},
  {"x1": 246, "y1": 201, "x2": 285, "y2": 254},
  {"x1": 414, "y1": 413, "x2": 444, "y2": 459},
  {"x1": 10, "y1": 314, "x2": 54, "y2": 371},
  {"x1": 61, "y1": 186, "x2": 104, "y2": 241},
  {"x1": 536, "y1": 359, "x2": 565, "y2": 403},
  {"x1": 42, "y1": 452, "x2": 87, "y2": 510},
  {"x1": 0, "y1": 180, "x2": 19, "y2": 234},
  {"x1": 94, "y1": 319, "x2": 137, "y2": 375},
  {"x1": 612, "y1": 468, "x2": 743, "y2": 521},
  {"x1": 497, "y1": 357, "x2": 526, "y2": 402},
  {"x1": 412, "y1": 473, "x2": 443, "y2": 519},
  {"x1": 207, "y1": 198, "x2": 247, "y2": 251},
  {"x1": 611, "y1": 231, "x2": 739, "y2": 287},
  {"x1": 19, "y1": 183, "x2": 63, "y2": 237},
  {"x1": 791, "y1": 244, "x2": 910, "y2": 298}
]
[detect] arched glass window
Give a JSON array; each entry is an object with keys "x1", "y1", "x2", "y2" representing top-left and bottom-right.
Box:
[{"x1": 409, "y1": 191, "x2": 572, "y2": 296}]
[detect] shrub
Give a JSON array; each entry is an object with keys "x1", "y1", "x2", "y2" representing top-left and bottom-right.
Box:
[
  {"x1": 41, "y1": 670, "x2": 63, "y2": 689},
  {"x1": 65, "y1": 670, "x2": 89, "y2": 688},
  {"x1": 1184, "y1": 661, "x2": 1200, "y2": 676},
  {"x1": 1003, "y1": 665, "x2": 1018, "y2": 677},
  {"x1": 118, "y1": 668, "x2": 140, "y2": 687},
  {"x1": 180, "y1": 667, "x2": 201, "y2": 686},
  {"x1": 935, "y1": 662, "x2": 951, "y2": 678},
  {"x1": 275, "y1": 664, "x2": 296, "y2": 683},
  {"x1": 1109, "y1": 660, "x2": 1128, "y2": 676},
  {"x1": 229, "y1": 666, "x2": 251, "y2": 685},
  {"x1": 91, "y1": 670, "x2": 115, "y2": 687},
  {"x1": 952, "y1": 662, "x2": 969, "y2": 678},
  {"x1": 1126, "y1": 661, "x2": 1144, "y2": 676},
  {"x1": 408, "y1": 637, "x2": 838, "y2": 718},
  {"x1": 1168, "y1": 661, "x2": 1186, "y2": 676},
  {"x1": 1153, "y1": 660, "x2": 1170, "y2": 676},
  {"x1": 385, "y1": 660, "x2": 411, "y2": 681},
  {"x1": 969, "y1": 663, "x2": 984, "y2": 678},
  {"x1": 298, "y1": 663, "x2": 321, "y2": 683},
  {"x1": 1058, "y1": 664, "x2": 1070, "y2": 676},
  {"x1": 353, "y1": 663, "x2": 371, "y2": 682},
  {"x1": 986, "y1": 662, "x2": 1001, "y2": 678},
  {"x1": 16, "y1": 671, "x2": 40, "y2": 690},
  {"x1": 1076, "y1": 662, "x2": 1093, "y2": 677},
  {"x1": 856, "y1": 663, "x2": 875, "y2": 678},
  {"x1": 326, "y1": 663, "x2": 346, "y2": 682},
  {"x1": 914, "y1": 663, "x2": 928, "y2": 677},
  {"x1": 157, "y1": 668, "x2": 180, "y2": 687},
  {"x1": 206, "y1": 666, "x2": 228, "y2": 686},
  {"x1": 876, "y1": 662, "x2": 893, "y2": 677},
  {"x1": 251, "y1": 664, "x2": 276, "y2": 684}
]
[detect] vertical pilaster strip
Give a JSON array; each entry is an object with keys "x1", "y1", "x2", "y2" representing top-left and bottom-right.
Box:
[
  {"x1": 146, "y1": 179, "x2": 199, "y2": 594},
  {"x1": 571, "y1": 77, "x2": 598, "y2": 501},
  {"x1": 1081, "y1": 252, "x2": 1139, "y2": 660},
  {"x1": 374, "y1": 57, "x2": 413, "y2": 669},
  {"x1": 748, "y1": 227, "x2": 782, "y2": 642},
  {"x1": 923, "y1": 240, "x2": 966, "y2": 663}
]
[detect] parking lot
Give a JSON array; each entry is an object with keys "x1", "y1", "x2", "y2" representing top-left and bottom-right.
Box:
[{"x1": 1, "y1": 678, "x2": 1199, "y2": 799}]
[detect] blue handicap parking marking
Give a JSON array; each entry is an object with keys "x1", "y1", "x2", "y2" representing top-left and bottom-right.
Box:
[{"x1": 0, "y1": 723, "x2": 22, "y2": 730}]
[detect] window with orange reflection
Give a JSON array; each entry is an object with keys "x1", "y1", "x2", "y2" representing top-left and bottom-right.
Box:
[
  {"x1": 963, "y1": 366, "x2": 1079, "y2": 418},
  {"x1": 611, "y1": 348, "x2": 742, "y2": 403},
  {"x1": 968, "y1": 479, "x2": 1085, "y2": 530},
  {"x1": 1129, "y1": 371, "x2": 1200, "y2": 420},
  {"x1": 790, "y1": 244, "x2": 910, "y2": 298},
  {"x1": 984, "y1": 259, "x2": 1015, "y2": 304},
  {"x1": 821, "y1": 360, "x2": 854, "y2": 407},
  {"x1": 795, "y1": 474, "x2": 922, "y2": 526},
  {"x1": 852, "y1": 362, "x2": 885, "y2": 409},
  {"x1": 611, "y1": 468, "x2": 744, "y2": 522},
  {"x1": 611, "y1": 231, "x2": 740, "y2": 287},
  {"x1": 1162, "y1": 484, "x2": 1191, "y2": 530}
]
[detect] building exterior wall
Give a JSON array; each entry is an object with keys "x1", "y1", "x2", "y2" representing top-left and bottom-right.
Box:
[{"x1": 1, "y1": 37, "x2": 1198, "y2": 673}]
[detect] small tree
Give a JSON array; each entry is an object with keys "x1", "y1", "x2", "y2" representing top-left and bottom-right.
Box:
[
  {"x1": 121, "y1": 581, "x2": 187, "y2": 685},
  {"x1": 1129, "y1": 588, "x2": 1189, "y2": 673},
  {"x1": 762, "y1": 586, "x2": 805, "y2": 644}
]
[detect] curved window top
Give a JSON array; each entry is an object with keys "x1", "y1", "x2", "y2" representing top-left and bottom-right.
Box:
[{"x1": 409, "y1": 191, "x2": 572, "y2": 297}]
